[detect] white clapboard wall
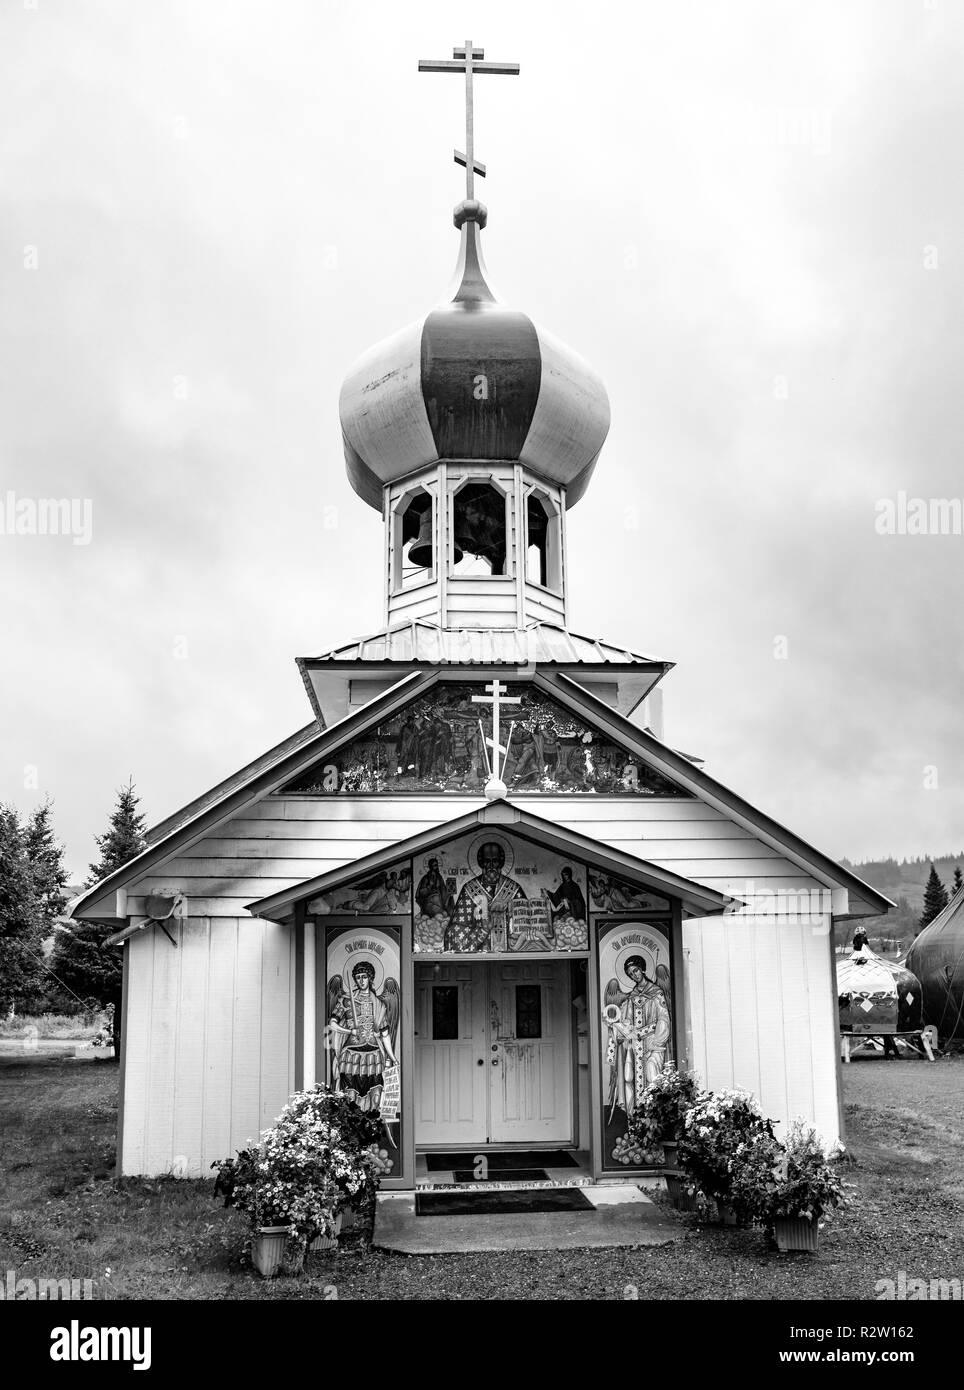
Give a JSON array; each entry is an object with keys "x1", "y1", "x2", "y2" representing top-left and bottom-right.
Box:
[
  {"x1": 684, "y1": 914, "x2": 840, "y2": 1145},
  {"x1": 114, "y1": 793, "x2": 840, "y2": 1173},
  {"x1": 119, "y1": 918, "x2": 293, "y2": 1178}
]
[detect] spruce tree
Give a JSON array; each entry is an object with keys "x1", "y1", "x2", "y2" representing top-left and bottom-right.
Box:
[
  {"x1": 919, "y1": 863, "x2": 949, "y2": 933},
  {"x1": 86, "y1": 779, "x2": 147, "y2": 887},
  {"x1": 49, "y1": 781, "x2": 148, "y2": 1047},
  {"x1": 0, "y1": 805, "x2": 45, "y2": 1013},
  {"x1": 23, "y1": 800, "x2": 70, "y2": 932},
  {"x1": 953, "y1": 866, "x2": 963, "y2": 898}
]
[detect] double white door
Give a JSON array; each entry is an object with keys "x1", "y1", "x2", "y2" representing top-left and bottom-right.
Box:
[{"x1": 414, "y1": 959, "x2": 573, "y2": 1146}]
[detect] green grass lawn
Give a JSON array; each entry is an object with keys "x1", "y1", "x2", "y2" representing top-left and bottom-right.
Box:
[{"x1": 1, "y1": 1054, "x2": 962, "y2": 1300}]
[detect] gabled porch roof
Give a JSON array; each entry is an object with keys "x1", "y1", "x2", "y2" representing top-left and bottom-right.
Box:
[{"x1": 245, "y1": 800, "x2": 736, "y2": 924}]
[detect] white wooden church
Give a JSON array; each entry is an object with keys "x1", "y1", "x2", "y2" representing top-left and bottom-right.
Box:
[{"x1": 74, "y1": 42, "x2": 889, "y2": 1189}]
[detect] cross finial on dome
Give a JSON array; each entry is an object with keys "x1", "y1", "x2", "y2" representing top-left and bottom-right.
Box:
[{"x1": 418, "y1": 40, "x2": 520, "y2": 219}]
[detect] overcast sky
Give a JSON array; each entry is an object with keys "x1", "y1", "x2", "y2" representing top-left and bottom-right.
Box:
[{"x1": 2, "y1": 0, "x2": 962, "y2": 879}]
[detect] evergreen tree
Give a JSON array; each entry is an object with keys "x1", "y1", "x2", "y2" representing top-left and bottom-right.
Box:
[
  {"x1": 953, "y1": 866, "x2": 963, "y2": 898},
  {"x1": 23, "y1": 799, "x2": 70, "y2": 932},
  {"x1": 0, "y1": 805, "x2": 45, "y2": 1013},
  {"x1": 86, "y1": 779, "x2": 147, "y2": 887},
  {"x1": 48, "y1": 782, "x2": 148, "y2": 1048},
  {"x1": 919, "y1": 863, "x2": 949, "y2": 933},
  {"x1": 47, "y1": 920, "x2": 125, "y2": 1015}
]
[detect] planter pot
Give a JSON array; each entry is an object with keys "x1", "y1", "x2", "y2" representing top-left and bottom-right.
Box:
[
  {"x1": 664, "y1": 1174, "x2": 697, "y2": 1211},
  {"x1": 661, "y1": 1141, "x2": 679, "y2": 1169},
  {"x1": 773, "y1": 1216, "x2": 819, "y2": 1253},
  {"x1": 252, "y1": 1225, "x2": 289, "y2": 1279},
  {"x1": 309, "y1": 1213, "x2": 343, "y2": 1253}
]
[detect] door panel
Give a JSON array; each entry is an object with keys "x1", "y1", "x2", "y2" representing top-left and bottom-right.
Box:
[
  {"x1": 488, "y1": 960, "x2": 573, "y2": 1143},
  {"x1": 414, "y1": 963, "x2": 487, "y2": 1145}
]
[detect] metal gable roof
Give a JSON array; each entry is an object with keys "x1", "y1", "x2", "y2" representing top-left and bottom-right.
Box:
[{"x1": 299, "y1": 621, "x2": 667, "y2": 668}]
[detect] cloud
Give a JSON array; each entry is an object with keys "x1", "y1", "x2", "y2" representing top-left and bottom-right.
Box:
[{"x1": 2, "y1": 0, "x2": 962, "y2": 872}]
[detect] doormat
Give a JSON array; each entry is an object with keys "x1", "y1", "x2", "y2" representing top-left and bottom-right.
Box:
[
  {"x1": 424, "y1": 1150, "x2": 580, "y2": 1172},
  {"x1": 451, "y1": 1167, "x2": 549, "y2": 1184},
  {"x1": 416, "y1": 1187, "x2": 595, "y2": 1217}
]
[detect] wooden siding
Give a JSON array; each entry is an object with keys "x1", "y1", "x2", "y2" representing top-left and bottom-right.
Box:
[
  {"x1": 683, "y1": 913, "x2": 841, "y2": 1144},
  {"x1": 523, "y1": 582, "x2": 566, "y2": 625},
  {"x1": 386, "y1": 583, "x2": 443, "y2": 626},
  {"x1": 119, "y1": 918, "x2": 293, "y2": 1177}
]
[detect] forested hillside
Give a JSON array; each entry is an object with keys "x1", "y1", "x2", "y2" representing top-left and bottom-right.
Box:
[{"x1": 835, "y1": 853, "x2": 964, "y2": 952}]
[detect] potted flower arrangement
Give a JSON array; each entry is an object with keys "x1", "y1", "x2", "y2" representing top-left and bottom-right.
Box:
[
  {"x1": 621, "y1": 1064, "x2": 702, "y2": 1207},
  {"x1": 677, "y1": 1088, "x2": 781, "y2": 1227},
  {"x1": 302, "y1": 1088, "x2": 393, "y2": 1238},
  {"x1": 628, "y1": 1063, "x2": 702, "y2": 1169},
  {"x1": 767, "y1": 1120, "x2": 846, "y2": 1253},
  {"x1": 213, "y1": 1084, "x2": 389, "y2": 1276}
]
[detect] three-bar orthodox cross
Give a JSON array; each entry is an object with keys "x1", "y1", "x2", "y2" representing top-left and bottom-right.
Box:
[
  {"x1": 472, "y1": 680, "x2": 521, "y2": 783},
  {"x1": 418, "y1": 40, "x2": 520, "y2": 199}
]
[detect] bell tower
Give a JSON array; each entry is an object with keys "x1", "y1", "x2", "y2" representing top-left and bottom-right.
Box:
[
  {"x1": 337, "y1": 42, "x2": 610, "y2": 636},
  {"x1": 382, "y1": 448, "x2": 569, "y2": 632}
]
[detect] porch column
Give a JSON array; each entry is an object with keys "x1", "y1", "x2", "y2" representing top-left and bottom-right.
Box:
[
  {"x1": 303, "y1": 919, "x2": 316, "y2": 1089},
  {"x1": 294, "y1": 903, "x2": 316, "y2": 1091}
]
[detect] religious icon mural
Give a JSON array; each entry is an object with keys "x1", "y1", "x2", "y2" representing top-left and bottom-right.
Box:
[
  {"x1": 324, "y1": 926, "x2": 401, "y2": 1154},
  {"x1": 588, "y1": 873, "x2": 670, "y2": 914},
  {"x1": 412, "y1": 830, "x2": 589, "y2": 953},
  {"x1": 282, "y1": 683, "x2": 690, "y2": 797},
  {"x1": 308, "y1": 866, "x2": 411, "y2": 915},
  {"x1": 597, "y1": 920, "x2": 674, "y2": 1170}
]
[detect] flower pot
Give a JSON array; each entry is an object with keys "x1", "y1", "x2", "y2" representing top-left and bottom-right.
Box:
[
  {"x1": 661, "y1": 1140, "x2": 679, "y2": 1169},
  {"x1": 309, "y1": 1212, "x2": 343, "y2": 1253},
  {"x1": 664, "y1": 1174, "x2": 697, "y2": 1211},
  {"x1": 252, "y1": 1225, "x2": 289, "y2": 1278},
  {"x1": 773, "y1": 1215, "x2": 819, "y2": 1253}
]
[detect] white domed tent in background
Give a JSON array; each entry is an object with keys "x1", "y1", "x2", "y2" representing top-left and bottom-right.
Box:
[
  {"x1": 836, "y1": 941, "x2": 925, "y2": 1058},
  {"x1": 70, "y1": 38, "x2": 891, "y2": 1189}
]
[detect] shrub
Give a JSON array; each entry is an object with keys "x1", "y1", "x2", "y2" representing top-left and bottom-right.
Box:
[
  {"x1": 212, "y1": 1084, "x2": 393, "y2": 1251},
  {"x1": 677, "y1": 1089, "x2": 781, "y2": 1226},
  {"x1": 768, "y1": 1120, "x2": 846, "y2": 1224}
]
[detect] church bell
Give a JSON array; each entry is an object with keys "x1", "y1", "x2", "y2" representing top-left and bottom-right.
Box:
[{"x1": 408, "y1": 509, "x2": 462, "y2": 568}]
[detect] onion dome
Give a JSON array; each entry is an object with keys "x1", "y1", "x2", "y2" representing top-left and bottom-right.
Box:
[{"x1": 339, "y1": 199, "x2": 611, "y2": 509}]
